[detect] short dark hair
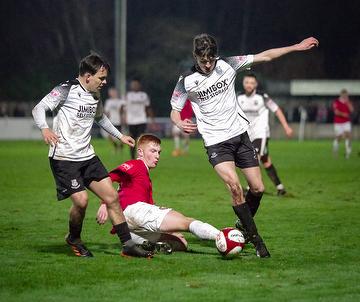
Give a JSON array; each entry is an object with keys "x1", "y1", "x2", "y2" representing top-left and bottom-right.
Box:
[
  {"x1": 79, "y1": 53, "x2": 110, "y2": 76},
  {"x1": 193, "y1": 33, "x2": 218, "y2": 59},
  {"x1": 243, "y1": 72, "x2": 257, "y2": 80}
]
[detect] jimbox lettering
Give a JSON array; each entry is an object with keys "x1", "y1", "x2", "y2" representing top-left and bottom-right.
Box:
[
  {"x1": 197, "y1": 79, "x2": 229, "y2": 101},
  {"x1": 77, "y1": 105, "x2": 96, "y2": 118}
]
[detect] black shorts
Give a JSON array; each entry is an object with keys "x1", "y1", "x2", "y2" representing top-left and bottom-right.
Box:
[
  {"x1": 252, "y1": 138, "x2": 269, "y2": 160},
  {"x1": 49, "y1": 156, "x2": 109, "y2": 201},
  {"x1": 205, "y1": 132, "x2": 259, "y2": 169}
]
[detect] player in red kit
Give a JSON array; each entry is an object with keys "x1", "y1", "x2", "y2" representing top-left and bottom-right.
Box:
[
  {"x1": 172, "y1": 99, "x2": 193, "y2": 157},
  {"x1": 332, "y1": 89, "x2": 354, "y2": 159},
  {"x1": 96, "y1": 134, "x2": 220, "y2": 250}
]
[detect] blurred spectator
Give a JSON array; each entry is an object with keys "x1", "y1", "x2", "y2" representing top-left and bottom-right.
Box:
[
  {"x1": 103, "y1": 87, "x2": 126, "y2": 153},
  {"x1": 124, "y1": 79, "x2": 155, "y2": 159}
]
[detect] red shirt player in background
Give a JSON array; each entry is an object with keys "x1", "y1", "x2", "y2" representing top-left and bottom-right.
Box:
[
  {"x1": 96, "y1": 134, "x2": 219, "y2": 252},
  {"x1": 332, "y1": 89, "x2": 354, "y2": 159},
  {"x1": 172, "y1": 99, "x2": 193, "y2": 157}
]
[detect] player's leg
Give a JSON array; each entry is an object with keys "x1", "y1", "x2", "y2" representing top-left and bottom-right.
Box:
[
  {"x1": 65, "y1": 190, "x2": 94, "y2": 257},
  {"x1": 160, "y1": 210, "x2": 220, "y2": 240},
  {"x1": 182, "y1": 132, "x2": 190, "y2": 154},
  {"x1": 259, "y1": 139, "x2": 286, "y2": 195},
  {"x1": 333, "y1": 124, "x2": 342, "y2": 156},
  {"x1": 49, "y1": 158, "x2": 94, "y2": 257},
  {"x1": 233, "y1": 132, "x2": 270, "y2": 257},
  {"x1": 89, "y1": 178, "x2": 152, "y2": 257},
  {"x1": 172, "y1": 125, "x2": 181, "y2": 156},
  {"x1": 241, "y1": 166, "x2": 264, "y2": 216},
  {"x1": 344, "y1": 123, "x2": 352, "y2": 159}
]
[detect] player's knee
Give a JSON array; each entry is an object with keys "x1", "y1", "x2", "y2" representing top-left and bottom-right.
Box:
[
  {"x1": 72, "y1": 194, "x2": 88, "y2": 209},
  {"x1": 250, "y1": 183, "x2": 265, "y2": 195},
  {"x1": 102, "y1": 191, "x2": 119, "y2": 206}
]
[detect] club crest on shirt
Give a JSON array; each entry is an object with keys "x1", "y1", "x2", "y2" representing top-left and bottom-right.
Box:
[
  {"x1": 71, "y1": 179, "x2": 80, "y2": 189},
  {"x1": 121, "y1": 163, "x2": 132, "y2": 171},
  {"x1": 215, "y1": 66, "x2": 223, "y2": 75}
]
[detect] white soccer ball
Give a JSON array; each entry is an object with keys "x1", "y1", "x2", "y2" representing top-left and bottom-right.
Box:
[{"x1": 216, "y1": 227, "x2": 245, "y2": 258}]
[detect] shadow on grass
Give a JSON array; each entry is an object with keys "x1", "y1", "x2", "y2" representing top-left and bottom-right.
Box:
[{"x1": 37, "y1": 242, "x2": 121, "y2": 257}]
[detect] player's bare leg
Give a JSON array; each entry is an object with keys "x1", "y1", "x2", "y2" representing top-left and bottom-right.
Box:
[
  {"x1": 214, "y1": 162, "x2": 270, "y2": 258},
  {"x1": 241, "y1": 166, "x2": 264, "y2": 216},
  {"x1": 261, "y1": 155, "x2": 286, "y2": 196},
  {"x1": 89, "y1": 178, "x2": 153, "y2": 258},
  {"x1": 344, "y1": 131, "x2": 352, "y2": 159},
  {"x1": 333, "y1": 135, "x2": 341, "y2": 157},
  {"x1": 160, "y1": 210, "x2": 219, "y2": 240},
  {"x1": 65, "y1": 191, "x2": 93, "y2": 257}
]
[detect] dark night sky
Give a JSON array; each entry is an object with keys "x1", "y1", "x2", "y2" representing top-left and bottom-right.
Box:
[{"x1": 1, "y1": 0, "x2": 360, "y2": 111}]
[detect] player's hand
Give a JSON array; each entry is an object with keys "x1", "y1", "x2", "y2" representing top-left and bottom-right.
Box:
[
  {"x1": 41, "y1": 128, "x2": 60, "y2": 146},
  {"x1": 120, "y1": 135, "x2": 135, "y2": 147},
  {"x1": 284, "y1": 126, "x2": 293, "y2": 138},
  {"x1": 296, "y1": 37, "x2": 319, "y2": 51},
  {"x1": 96, "y1": 204, "x2": 108, "y2": 225},
  {"x1": 177, "y1": 119, "x2": 197, "y2": 134}
]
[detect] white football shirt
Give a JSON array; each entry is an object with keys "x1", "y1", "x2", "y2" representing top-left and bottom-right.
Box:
[
  {"x1": 237, "y1": 91, "x2": 279, "y2": 141},
  {"x1": 126, "y1": 91, "x2": 150, "y2": 125},
  {"x1": 171, "y1": 55, "x2": 253, "y2": 146},
  {"x1": 40, "y1": 79, "x2": 103, "y2": 161},
  {"x1": 104, "y1": 97, "x2": 125, "y2": 125}
]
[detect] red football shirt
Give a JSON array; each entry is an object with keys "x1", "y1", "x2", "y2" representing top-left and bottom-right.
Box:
[
  {"x1": 109, "y1": 159, "x2": 154, "y2": 210},
  {"x1": 180, "y1": 99, "x2": 193, "y2": 120},
  {"x1": 333, "y1": 99, "x2": 351, "y2": 124}
]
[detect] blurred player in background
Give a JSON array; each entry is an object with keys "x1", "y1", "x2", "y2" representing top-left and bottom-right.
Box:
[
  {"x1": 125, "y1": 79, "x2": 155, "y2": 159},
  {"x1": 332, "y1": 89, "x2": 354, "y2": 159},
  {"x1": 172, "y1": 99, "x2": 193, "y2": 157},
  {"x1": 32, "y1": 53, "x2": 152, "y2": 258},
  {"x1": 96, "y1": 134, "x2": 220, "y2": 251},
  {"x1": 104, "y1": 87, "x2": 125, "y2": 153},
  {"x1": 170, "y1": 33, "x2": 319, "y2": 257},
  {"x1": 237, "y1": 73, "x2": 293, "y2": 196}
]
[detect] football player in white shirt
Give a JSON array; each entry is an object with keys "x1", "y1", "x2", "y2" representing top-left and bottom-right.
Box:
[
  {"x1": 32, "y1": 54, "x2": 153, "y2": 258},
  {"x1": 125, "y1": 79, "x2": 155, "y2": 159},
  {"x1": 104, "y1": 87, "x2": 126, "y2": 153},
  {"x1": 170, "y1": 33, "x2": 319, "y2": 258},
  {"x1": 237, "y1": 73, "x2": 293, "y2": 196}
]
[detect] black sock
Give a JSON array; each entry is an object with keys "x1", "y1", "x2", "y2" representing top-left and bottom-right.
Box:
[
  {"x1": 69, "y1": 220, "x2": 83, "y2": 241},
  {"x1": 113, "y1": 222, "x2": 132, "y2": 244},
  {"x1": 245, "y1": 190, "x2": 263, "y2": 217},
  {"x1": 233, "y1": 203, "x2": 261, "y2": 243},
  {"x1": 265, "y1": 164, "x2": 281, "y2": 186}
]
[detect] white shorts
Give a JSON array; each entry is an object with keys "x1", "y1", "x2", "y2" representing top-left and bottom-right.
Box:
[
  {"x1": 334, "y1": 122, "x2": 351, "y2": 137},
  {"x1": 123, "y1": 202, "x2": 172, "y2": 232}
]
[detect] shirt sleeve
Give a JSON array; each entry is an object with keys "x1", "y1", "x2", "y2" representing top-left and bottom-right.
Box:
[
  {"x1": 264, "y1": 94, "x2": 279, "y2": 113},
  {"x1": 32, "y1": 83, "x2": 70, "y2": 129},
  {"x1": 145, "y1": 93, "x2": 150, "y2": 107},
  {"x1": 170, "y1": 76, "x2": 188, "y2": 111},
  {"x1": 223, "y1": 55, "x2": 254, "y2": 72}
]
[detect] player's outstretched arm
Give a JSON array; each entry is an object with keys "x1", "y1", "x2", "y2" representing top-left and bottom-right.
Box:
[
  {"x1": 275, "y1": 108, "x2": 293, "y2": 138},
  {"x1": 170, "y1": 110, "x2": 197, "y2": 134},
  {"x1": 253, "y1": 37, "x2": 319, "y2": 64}
]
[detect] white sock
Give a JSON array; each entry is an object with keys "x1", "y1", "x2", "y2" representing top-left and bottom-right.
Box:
[
  {"x1": 345, "y1": 139, "x2": 352, "y2": 156},
  {"x1": 174, "y1": 136, "x2": 180, "y2": 149},
  {"x1": 130, "y1": 232, "x2": 147, "y2": 244},
  {"x1": 333, "y1": 139, "x2": 339, "y2": 154},
  {"x1": 276, "y1": 184, "x2": 284, "y2": 190},
  {"x1": 189, "y1": 220, "x2": 220, "y2": 240}
]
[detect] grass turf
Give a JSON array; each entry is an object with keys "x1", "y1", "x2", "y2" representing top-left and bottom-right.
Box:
[{"x1": 0, "y1": 139, "x2": 359, "y2": 301}]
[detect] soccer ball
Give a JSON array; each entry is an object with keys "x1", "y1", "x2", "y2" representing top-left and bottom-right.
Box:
[{"x1": 215, "y1": 227, "x2": 245, "y2": 257}]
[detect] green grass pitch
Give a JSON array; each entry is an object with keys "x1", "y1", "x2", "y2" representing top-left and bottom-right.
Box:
[{"x1": 0, "y1": 139, "x2": 359, "y2": 301}]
